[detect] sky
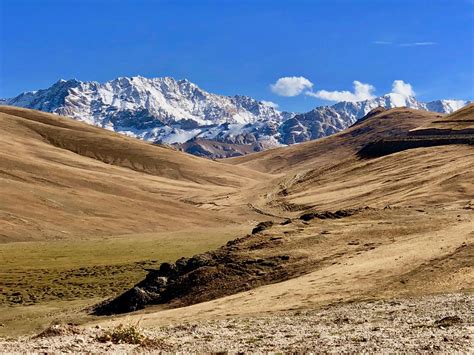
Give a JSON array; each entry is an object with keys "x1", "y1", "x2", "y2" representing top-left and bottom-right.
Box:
[{"x1": 0, "y1": 0, "x2": 473, "y2": 112}]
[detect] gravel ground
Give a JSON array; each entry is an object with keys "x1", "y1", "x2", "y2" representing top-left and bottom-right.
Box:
[{"x1": 1, "y1": 293, "x2": 472, "y2": 353}]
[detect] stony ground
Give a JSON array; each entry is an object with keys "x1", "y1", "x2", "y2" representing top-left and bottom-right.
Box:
[{"x1": 1, "y1": 293, "x2": 472, "y2": 353}]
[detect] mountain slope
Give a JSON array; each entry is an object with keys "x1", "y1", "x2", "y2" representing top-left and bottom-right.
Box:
[
  {"x1": 3, "y1": 77, "x2": 469, "y2": 158},
  {"x1": 228, "y1": 108, "x2": 442, "y2": 173},
  {"x1": 2, "y1": 104, "x2": 470, "y2": 243},
  {"x1": 228, "y1": 106, "x2": 474, "y2": 216},
  {"x1": 0, "y1": 106, "x2": 270, "y2": 242},
  {"x1": 410, "y1": 102, "x2": 474, "y2": 135}
]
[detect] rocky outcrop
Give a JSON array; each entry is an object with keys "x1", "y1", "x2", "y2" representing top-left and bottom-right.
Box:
[
  {"x1": 357, "y1": 135, "x2": 474, "y2": 158},
  {"x1": 93, "y1": 226, "x2": 294, "y2": 315}
]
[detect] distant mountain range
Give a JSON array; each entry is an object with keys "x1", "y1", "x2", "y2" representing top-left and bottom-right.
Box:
[{"x1": 2, "y1": 76, "x2": 469, "y2": 157}]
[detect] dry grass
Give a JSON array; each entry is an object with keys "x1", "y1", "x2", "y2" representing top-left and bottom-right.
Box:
[
  {"x1": 96, "y1": 324, "x2": 145, "y2": 344},
  {"x1": 96, "y1": 206, "x2": 473, "y2": 328},
  {"x1": 95, "y1": 323, "x2": 171, "y2": 350},
  {"x1": 0, "y1": 227, "x2": 245, "y2": 337},
  {"x1": 0, "y1": 105, "x2": 268, "y2": 242},
  {"x1": 410, "y1": 103, "x2": 474, "y2": 133}
]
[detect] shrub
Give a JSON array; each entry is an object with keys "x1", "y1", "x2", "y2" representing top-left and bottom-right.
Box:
[
  {"x1": 96, "y1": 324, "x2": 145, "y2": 344},
  {"x1": 96, "y1": 323, "x2": 171, "y2": 350}
]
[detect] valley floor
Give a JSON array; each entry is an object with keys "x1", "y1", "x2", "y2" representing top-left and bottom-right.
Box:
[{"x1": 1, "y1": 293, "x2": 472, "y2": 353}]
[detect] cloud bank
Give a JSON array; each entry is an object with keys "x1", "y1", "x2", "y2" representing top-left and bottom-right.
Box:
[
  {"x1": 270, "y1": 77, "x2": 417, "y2": 103},
  {"x1": 270, "y1": 76, "x2": 313, "y2": 97},
  {"x1": 391, "y1": 80, "x2": 415, "y2": 97},
  {"x1": 306, "y1": 80, "x2": 376, "y2": 102}
]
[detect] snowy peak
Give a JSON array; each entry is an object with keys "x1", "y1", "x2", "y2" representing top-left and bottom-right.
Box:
[
  {"x1": 331, "y1": 94, "x2": 419, "y2": 123},
  {"x1": 7, "y1": 76, "x2": 284, "y2": 129},
  {"x1": 329, "y1": 95, "x2": 469, "y2": 125},
  {"x1": 2, "y1": 76, "x2": 470, "y2": 158},
  {"x1": 9, "y1": 79, "x2": 81, "y2": 113},
  {"x1": 425, "y1": 99, "x2": 468, "y2": 114}
]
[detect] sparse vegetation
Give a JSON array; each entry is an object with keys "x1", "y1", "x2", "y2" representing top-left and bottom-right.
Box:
[
  {"x1": 96, "y1": 323, "x2": 171, "y2": 350},
  {"x1": 96, "y1": 324, "x2": 145, "y2": 344},
  {"x1": 4, "y1": 294, "x2": 468, "y2": 353},
  {"x1": 0, "y1": 227, "x2": 244, "y2": 337}
]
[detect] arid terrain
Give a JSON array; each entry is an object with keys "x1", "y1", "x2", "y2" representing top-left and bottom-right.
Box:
[
  {"x1": 0, "y1": 104, "x2": 473, "y2": 352},
  {"x1": 2, "y1": 293, "x2": 472, "y2": 353}
]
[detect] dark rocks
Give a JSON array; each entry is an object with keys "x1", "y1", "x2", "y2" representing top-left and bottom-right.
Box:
[
  {"x1": 187, "y1": 254, "x2": 217, "y2": 269},
  {"x1": 159, "y1": 262, "x2": 175, "y2": 275},
  {"x1": 299, "y1": 212, "x2": 316, "y2": 221},
  {"x1": 175, "y1": 257, "x2": 190, "y2": 273},
  {"x1": 93, "y1": 238, "x2": 294, "y2": 316},
  {"x1": 357, "y1": 135, "x2": 474, "y2": 159},
  {"x1": 434, "y1": 316, "x2": 463, "y2": 328},
  {"x1": 259, "y1": 260, "x2": 278, "y2": 267},
  {"x1": 94, "y1": 286, "x2": 157, "y2": 315},
  {"x1": 251, "y1": 221, "x2": 274, "y2": 234},
  {"x1": 300, "y1": 209, "x2": 357, "y2": 221}
]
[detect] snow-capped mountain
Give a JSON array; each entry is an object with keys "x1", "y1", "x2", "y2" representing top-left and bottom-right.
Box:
[
  {"x1": 6, "y1": 77, "x2": 287, "y2": 146},
  {"x1": 2, "y1": 76, "x2": 469, "y2": 157},
  {"x1": 279, "y1": 94, "x2": 468, "y2": 144}
]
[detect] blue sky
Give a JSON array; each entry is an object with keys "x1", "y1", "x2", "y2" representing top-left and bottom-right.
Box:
[{"x1": 1, "y1": 0, "x2": 473, "y2": 112}]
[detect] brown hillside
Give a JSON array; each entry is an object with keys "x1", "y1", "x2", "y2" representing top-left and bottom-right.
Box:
[
  {"x1": 227, "y1": 107, "x2": 473, "y2": 216},
  {"x1": 0, "y1": 106, "x2": 269, "y2": 242},
  {"x1": 227, "y1": 108, "x2": 440, "y2": 173},
  {"x1": 410, "y1": 102, "x2": 474, "y2": 134}
]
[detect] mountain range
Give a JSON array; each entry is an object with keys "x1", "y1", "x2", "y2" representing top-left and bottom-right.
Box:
[{"x1": 2, "y1": 76, "x2": 469, "y2": 157}]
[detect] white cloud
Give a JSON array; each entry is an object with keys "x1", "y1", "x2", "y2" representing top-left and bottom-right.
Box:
[
  {"x1": 270, "y1": 76, "x2": 313, "y2": 97},
  {"x1": 373, "y1": 41, "x2": 437, "y2": 47},
  {"x1": 391, "y1": 80, "x2": 415, "y2": 97},
  {"x1": 306, "y1": 80, "x2": 376, "y2": 102},
  {"x1": 261, "y1": 100, "x2": 279, "y2": 109},
  {"x1": 399, "y1": 42, "x2": 437, "y2": 47}
]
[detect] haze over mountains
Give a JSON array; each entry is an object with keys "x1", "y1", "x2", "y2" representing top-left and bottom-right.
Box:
[{"x1": 3, "y1": 76, "x2": 469, "y2": 157}]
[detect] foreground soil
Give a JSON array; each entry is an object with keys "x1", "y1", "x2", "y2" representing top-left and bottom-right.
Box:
[{"x1": 1, "y1": 293, "x2": 472, "y2": 353}]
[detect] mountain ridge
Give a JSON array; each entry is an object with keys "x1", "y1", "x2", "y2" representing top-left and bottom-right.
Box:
[{"x1": 3, "y1": 76, "x2": 469, "y2": 157}]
